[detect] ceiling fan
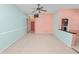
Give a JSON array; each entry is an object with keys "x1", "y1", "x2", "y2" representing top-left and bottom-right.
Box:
[
  {"x1": 32, "y1": 4, "x2": 47, "y2": 18},
  {"x1": 32, "y1": 4, "x2": 47, "y2": 13}
]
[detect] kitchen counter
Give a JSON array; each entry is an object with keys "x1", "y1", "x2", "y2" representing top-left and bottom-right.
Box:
[{"x1": 59, "y1": 29, "x2": 77, "y2": 34}]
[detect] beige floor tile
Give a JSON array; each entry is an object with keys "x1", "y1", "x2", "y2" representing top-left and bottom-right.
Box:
[{"x1": 2, "y1": 33, "x2": 76, "y2": 54}]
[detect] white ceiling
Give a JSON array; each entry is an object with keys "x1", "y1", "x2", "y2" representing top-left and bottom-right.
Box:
[{"x1": 16, "y1": 4, "x2": 79, "y2": 15}]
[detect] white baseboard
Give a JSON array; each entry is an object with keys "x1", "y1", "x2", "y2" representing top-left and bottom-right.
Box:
[
  {"x1": 0, "y1": 33, "x2": 26, "y2": 53},
  {"x1": 0, "y1": 27, "x2": 26, "y2": 53}
]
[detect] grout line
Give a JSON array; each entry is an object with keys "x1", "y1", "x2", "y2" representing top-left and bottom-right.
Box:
[{"x1": 72, "y1": 48, "x2": 79, "y2": 53}]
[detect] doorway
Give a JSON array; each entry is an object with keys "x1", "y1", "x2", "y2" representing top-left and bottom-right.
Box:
[
  {"x1": 31, "y1": 21, "x2": 35, "y2": 33},
  {"x1": 26, "y1": 18, "x2": 31, "y2": 33},
  {"x1": 27, "y1": 16, "x2": 35, "y2": 33}
]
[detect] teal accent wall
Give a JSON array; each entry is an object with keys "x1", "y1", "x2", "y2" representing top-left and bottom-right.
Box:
[
  {"x1": 0, "y1": 5, "x2": 26, "y2": 52},
  {"x1": 52, "y1": 11, "x2": 73, "y2": 48}
]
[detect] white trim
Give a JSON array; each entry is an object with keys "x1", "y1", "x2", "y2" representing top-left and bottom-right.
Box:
[
  {"x1": 0, "y1": 26, "x2": 26, "y2": 53},
  {"x1": 0, "y1": 32, "x2": 26, "y2": 53},
  {"x1": 0, "y1": 27, "x2": 26, "y2": 36}
]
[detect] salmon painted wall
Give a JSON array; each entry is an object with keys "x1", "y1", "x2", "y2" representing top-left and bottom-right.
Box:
[
  {"x1": 59, "y1": 9, "x2": 79, "y2": 48},
  {"x1": 35, "y1": 12, "x2": 52, "y2": 33},
  {"x1": 53, "y1": 10, "x2": 73, "y2": 48},
  {"x1": 59, "y1": 9, "x2": 79, "y2": 31}
]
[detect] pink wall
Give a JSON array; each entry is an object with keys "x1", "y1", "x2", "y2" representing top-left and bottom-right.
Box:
[
  {"x1": 72, "y1": 34, "x2": 77, "y2": 48},
  {"x1": 59, "y1": 9, "x2": 79, "y2": 47},
  {"x1": 59, "y1": 9, "x2": 79, "y2": 31},
  {"x1": 35, "y1": 12, "x2": 52, "y2": 33}
]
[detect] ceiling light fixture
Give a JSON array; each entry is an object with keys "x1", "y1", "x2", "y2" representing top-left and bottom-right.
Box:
[{"x1": 32, "y1": 4, "x2": 47, "y2": 18}]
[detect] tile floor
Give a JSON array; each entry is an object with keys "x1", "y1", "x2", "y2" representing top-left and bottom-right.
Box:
[{"x1": 2, "y1": 33, "x2": 76, "y2": 54}]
